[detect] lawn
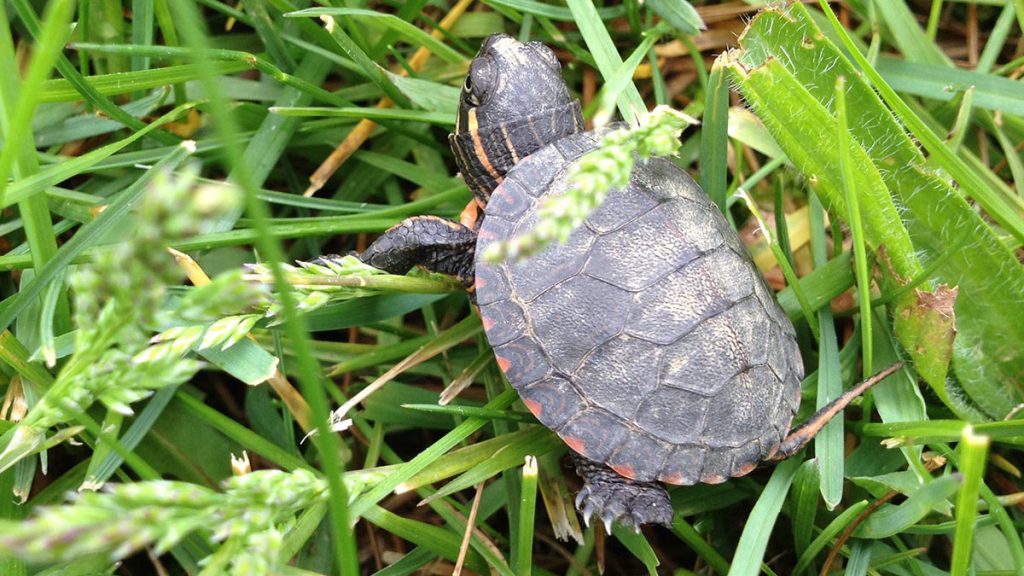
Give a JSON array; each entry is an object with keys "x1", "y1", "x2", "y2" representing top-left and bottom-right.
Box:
[{"x1": 0, "y1": 0, "x2": 1022, "y2": 574}]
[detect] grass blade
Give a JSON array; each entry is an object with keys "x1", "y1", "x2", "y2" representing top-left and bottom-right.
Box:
[
  {"x1": 727, "y1": 457, "x2": 801, "y2": 576},
  {"x1": 515, "y1": 456, "x2": 539, "y2": 576},
  {"x1": 566, "y1": 0, "x2": 646, "y2": 120},
  {"x1": 950, "y1": 427, "x2": 990, "y2": 576}
]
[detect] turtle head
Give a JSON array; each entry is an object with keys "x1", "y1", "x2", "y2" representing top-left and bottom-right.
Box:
[{"x1": 450, "y1": 34, "x2": 583, "y2": 204}]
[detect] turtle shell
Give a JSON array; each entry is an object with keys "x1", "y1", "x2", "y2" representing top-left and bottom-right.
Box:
[{"x1": 474, "y1": 131, "x2": 804, "y2": 485}]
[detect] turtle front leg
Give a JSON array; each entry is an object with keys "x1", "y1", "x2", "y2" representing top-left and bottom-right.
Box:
[
  {"x1": 359, "y1": 215, "x2": 477, "y2": 286},
  {"x1": 571, "y1": 453, "x2": 673, "y2": 531}
]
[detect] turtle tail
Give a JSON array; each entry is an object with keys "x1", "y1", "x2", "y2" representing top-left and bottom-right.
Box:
[{"x1": 767, "y1": 361, "x2": 904, "y2": 462}]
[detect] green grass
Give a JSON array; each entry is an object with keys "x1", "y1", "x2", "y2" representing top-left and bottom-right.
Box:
[{"x1": 1, "y1": 1, "x2": 1023, "y2": 574}]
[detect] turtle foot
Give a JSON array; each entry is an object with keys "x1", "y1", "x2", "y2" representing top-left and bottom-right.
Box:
[{"x1": 571, "y1": 455, "x2": 673, "y2": 530}]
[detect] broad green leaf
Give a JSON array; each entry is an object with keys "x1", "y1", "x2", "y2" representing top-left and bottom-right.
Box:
[{"x1": 725, "y1": 3, "x2": 1024, "y2": 419}]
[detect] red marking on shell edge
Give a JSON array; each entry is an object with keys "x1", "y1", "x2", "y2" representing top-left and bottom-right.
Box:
[
  {"x1": 610, "y1": 463, "x2": 636, "y2": 480},
  {"x1": 734, "y1": 462, "x2": 757, "y2": 477},
  {"x1": 563, "y1": 436, "x2": 586, "y2": 455},
  {"x1": 478, "y1": 228, "x2": 496, "y2": 241},
  {"x1": 702, "y1": 473, "x2": 727, "y2": 484},
  {"x1": 481, "y1": 315, "x2": 495, "y2": 331},
  {"x1": 496, "y1": 355, "x2": 511, "y2": 372},
  {"x1": 523, "y1": 398, "x2": 542, "y2": 417},
  {"x1": 660, "y1": 472, "x2": 685, "y2": 486},
  {"x1": 475, "y1": 276, "x2": 486, "y2": 290}
]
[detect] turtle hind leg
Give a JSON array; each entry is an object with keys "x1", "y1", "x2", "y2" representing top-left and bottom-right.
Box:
[
  {"x1": 768, "y1": 362, "x2": 904, "y2": 462},
  {"x1": 358, "y1": 215, "x2": 477, "y2": 286},
  {"x1": 571, "y1": 453, "x2": 673, "y2": 531}
]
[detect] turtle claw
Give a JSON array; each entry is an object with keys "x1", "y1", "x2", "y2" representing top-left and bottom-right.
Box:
[
  {"x1": 573, "y1": 476, "x2": 673, "y2": 530},
  {"x1": 571, "y1": 454, "x2": 674, "y2": 529},
  {"x1": 582, "y1": 503, "x2": 595, "y2": 528}
]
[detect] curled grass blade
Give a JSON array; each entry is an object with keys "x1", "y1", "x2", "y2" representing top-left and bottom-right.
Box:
[{"x1": 854, "y1": 475, "x2": 960, "y2": 539}]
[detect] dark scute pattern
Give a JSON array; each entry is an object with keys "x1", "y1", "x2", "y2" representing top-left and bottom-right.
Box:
[
  {"x1": 659, "y1": 445, "x2": 707, "y2": 485},
  {"x1": 701, "y1": 365, "x2": 781, "y2": 449},
  {"x1": 475, "y1": 213, "x2": 514, "y2": 244},
  {"x1": 586, "y1": 184, "x2": 660, "y2": 234},
  {"x1": 634, "y1": 386, "x2": 711, "y2": 444},
  {"x1": 638, "y1": 155, "x2": 704, "y2": 204},
  {"x1": 493, "y1": 336, "x2": 552, "y2": 388},
  {"x1": 506, "y1": 218, "x2": 596, "y2": 302},
  {"x1": 574, "y1": 335, "x2": 661, "y2": 419},
  {"x1": 473, "y1": 259, "x2": 508, "y2": 306},
  {"x1": 522, "y1": 376, "x2": 585, "y2": 429},
  {"x1": 481, "y1": 298, "x2": 528, "y2": 347},
  {"x1": 507, "y1": 145, "x2": 564, "y2": 195},
  {"x1": 485, "y1": 178, "x2": 535, "y2": 222},
  {"x1": 658, "y1": 309, "x2": 750, "y2": 396},
  {"x1": 729, "y1": 440, "x2": 763, "y2": 478},
  {"x1": 552, "y1": 130, "x2": 601, "y2": 159},
  {"x1": 529, "y1": 275, "x2": 631, "y2": 374},
  {"x1": 626, "y1": 247, "x2": 748, "y2": 345},
  {"x1": 584, "y1": 202, "x2": 702, "y2": 291},
  {"x1": 700, "y1": 448, "x2": 733, "y2": 483},
  {"x1": 606, "y1": 432, "x2": 674, "y2": 483},
  {"x1": 475, "y1": 137, "x2": 804, "y2": 483},
  {"x1": 559, "y1": 408, "x2": 630, "y2": 462},
  {"x1": 668, "y1": 193, "x2": 726, "y2": 254}
]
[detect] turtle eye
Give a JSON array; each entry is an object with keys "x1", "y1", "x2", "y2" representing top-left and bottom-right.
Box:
[
  {"x1": 463, "y1": 76, "x2": 480, "y2": 105},
  {"x1": 467, "y1": 57, "x2": 494, "y2": 104},
  {"x1": 528, "y1": 42, "x2": 560, "y2": 71}
]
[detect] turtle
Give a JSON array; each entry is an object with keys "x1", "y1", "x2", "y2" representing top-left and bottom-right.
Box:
[{"x1": 356, "y1": 33, "x2": 898, "y2": 529}]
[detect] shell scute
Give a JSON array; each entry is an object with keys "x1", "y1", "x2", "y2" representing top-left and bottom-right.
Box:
[
  {"x1": 528, "y1": 275, "x2": 630, "y2": 374},
  {"x1": 491, "y1": 335, "x2": 552, "y2": 388},
  {"x1": 583, "y1": 202, "x2": 703, "y2": 291},
  {"x1": 480, "y1": 298, "x2": 528, "y2": 347},
  {"x1": 634, "y1": 386, "x2": 710, "y2": 445},
  {"x1": 625, "y1": 248, "x2": 737, "y2": 345},
  {"x1": 506, "y1": 145, "x2": 564, "y2": 195},
  {"x1": 657, "y1": 311, "x2": 750, "y2": 397},
  {"x1": 485, "y1": 178, "x2": 535, "y2": 222},
  {"x1": 658, "y1": 445, "x2": 707, "y2": 486},
  {"x1": 521, "y1": 376, "x2": 586, "y2": 430},
  {"x1": 586, "y1": 184, "x2": 660, "y2": 234},
  {"x1": 559, "y1": 408, "x2": 630, "y2": 462},
  {"x1": 607, "y1": 432, "x2": 674, "y2": 483},
  {"x1": 574, "y1": 335, "x2": 662, "y2": 419},
  {"x1": 504, "y1": 218, "x2": 596, "y2": 302},
  {"x1": 700, "y1": 365, "x2": 782, "y2": 449}
]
